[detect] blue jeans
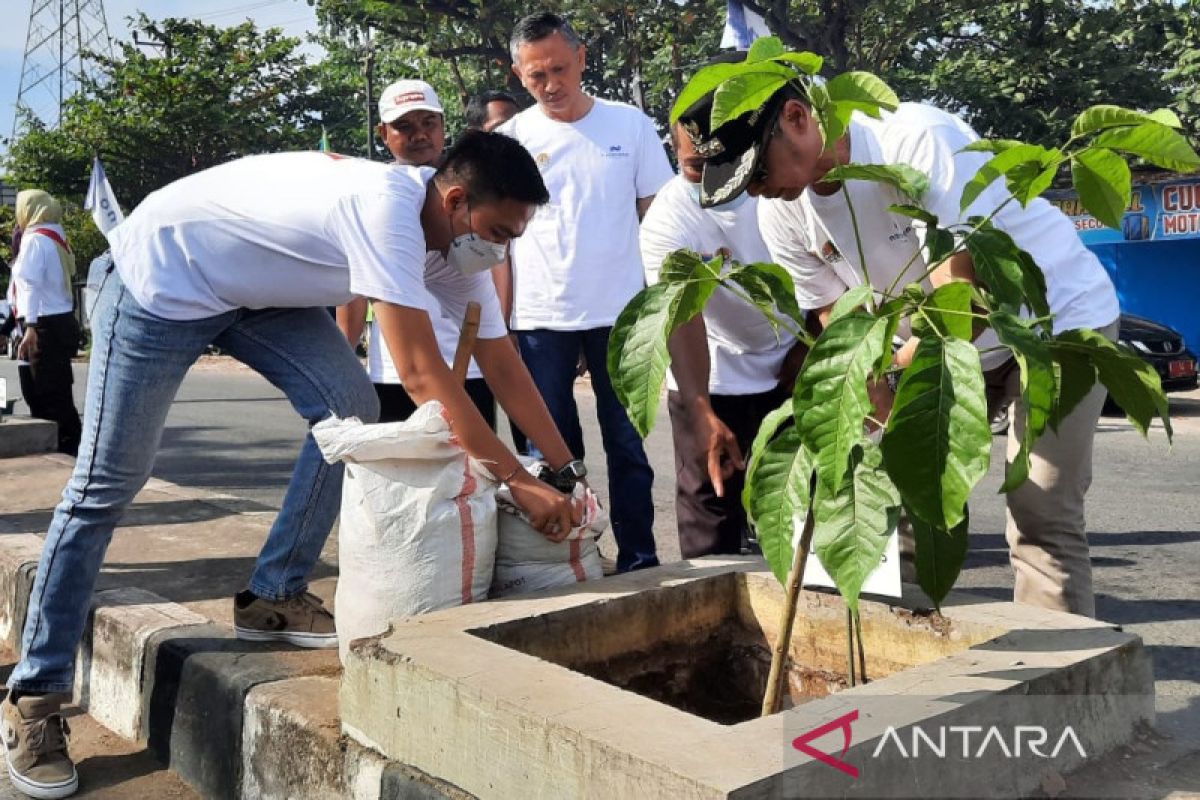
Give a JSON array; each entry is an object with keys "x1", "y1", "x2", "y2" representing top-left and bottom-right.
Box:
[
  {"x1": 516, "y1": 328, "x2": 658, "y2": 572},
  {"x1": 10, "y1": 273, "x2": 378, "y2": 693}
]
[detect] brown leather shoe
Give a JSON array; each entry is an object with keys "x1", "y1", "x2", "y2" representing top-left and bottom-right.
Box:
[
  {"x1": 1, "y1": 693, "x2": 78, "y2": 799},
  {"x1": 233, "y1": 590, "x2": 337, "y2": 648}
]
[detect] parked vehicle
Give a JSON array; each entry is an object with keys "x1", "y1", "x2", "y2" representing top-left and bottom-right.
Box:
[{"x1": 1108, "y1": 313, "x2": 1197, "y2": 414}]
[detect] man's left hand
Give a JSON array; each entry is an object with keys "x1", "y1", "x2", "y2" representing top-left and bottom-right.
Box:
[{"x1": 16, "y1": 326, "x2": 38, "y2": 361}]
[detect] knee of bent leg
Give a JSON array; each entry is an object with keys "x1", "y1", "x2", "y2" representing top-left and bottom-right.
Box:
[{"x1": 338, "y1": 379, "x2": 380, "y2": 424}]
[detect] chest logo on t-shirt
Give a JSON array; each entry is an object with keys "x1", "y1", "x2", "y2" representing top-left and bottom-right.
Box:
[
  {"x1": 604, "y1": 145, "x2": 630, "y2": 158},
  {"x1": 535, "y1": 152, "x2": 550, "y2": 170},
  {"x1": 820, "y1": 240, "x2": 845, "y2": 264},
  {"x1": 889, "y1": 222, "x2": 914, "y2": 243}
]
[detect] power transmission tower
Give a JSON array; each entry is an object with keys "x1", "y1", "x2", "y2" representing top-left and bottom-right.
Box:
[{"x1": 12, "y1": 0, "x2": 115, "y2": 140}]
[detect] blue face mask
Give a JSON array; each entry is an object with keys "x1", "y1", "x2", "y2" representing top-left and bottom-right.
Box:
[{"x1": 686, "y1": 180, "x2": 750, "y2": 211}]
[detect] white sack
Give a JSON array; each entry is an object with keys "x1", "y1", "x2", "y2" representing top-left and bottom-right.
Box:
[
  {"x1": 314, "y1": 403, "x2": 497, "y2": 662},
  {"x1": 491, "y1": 464, "x2": 609, "y2": 597}
]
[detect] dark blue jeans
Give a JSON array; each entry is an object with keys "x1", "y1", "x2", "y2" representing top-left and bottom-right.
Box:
[{"x1": 517, "y1": 327, "x2": 658, "y2": 572}]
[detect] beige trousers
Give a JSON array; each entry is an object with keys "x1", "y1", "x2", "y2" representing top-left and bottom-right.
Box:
[{"x1": 985, "y1": 319, "x2": 1119, "y2": 617}]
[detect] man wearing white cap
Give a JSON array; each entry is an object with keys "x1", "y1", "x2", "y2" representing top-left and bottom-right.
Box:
[{"x1": 339, "y1": 79, "x2": 497, "y2": 427}]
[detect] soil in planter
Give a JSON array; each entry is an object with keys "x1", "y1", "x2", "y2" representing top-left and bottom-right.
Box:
[{"x1": 573, "y1": 622, "x2": 848, "y2": 725}]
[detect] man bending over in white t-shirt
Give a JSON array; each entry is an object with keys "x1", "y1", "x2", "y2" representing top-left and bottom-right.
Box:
[
  {"x1": 0, "y1": 131, "x2": 581, "y2": 800},
  {"x1": 640, "y1": 111, "x2": 808, "y2": 559},
  {"x1": 681, "y1": 80, "x2": 1119, "y2": 619}
]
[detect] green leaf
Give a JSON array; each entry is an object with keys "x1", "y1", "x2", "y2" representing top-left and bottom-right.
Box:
[
  {"x1": 1091, "y1": 122, "x2": 1200, "y2": 172},
  {"x1": 989, "y1": 311, "x2": 1056, "y2": 492},
  {"x1": 1004, "y1": 158, "x2": 1062, "y2": 205},
  {"x1": 925, "y1": 226, "x2": 957, "y2": 265},
  {"x1": 912, "y1": 281, "x2": 974, "y2": 341},
  {"x1": 909, "y1": 508, "x2": 969, "y2": 609},
  {"x1": 725, "y1": 269, "x2": 783, "y2": 338},
  {"x1": 812, "y1": 439, "x2": 900, "y2": 614},
  {"x1": 793, "y1": 312, "x2": 891, "y2": 490},
  {"x1": 964, "y1": 226, "x2": 1049, "y2": 320},
  {"x1": 1072, "y1": 105, "x2": 1184, "y2": 137},
  {"x1": 959, "y1": 139, "x2": 1027, "y2": 154},
  {"x1": 742, "y1": 398, "x2": 795, "y2": 518},
  {"x1": 823, "y1": 163, "x2": 930, "y2": 200},
  {"x1": 745, "y1": 427, "x2": 814, "y2": 584},
  {"x1": 1052, "y1": 330, "x2": 1172, "y2": 441},
  {"x1": 882, "y1": 337, "x2": 990, "y2": 530},
  {"x1": 828, "y1": 285, "x2": 876, "y2": 323},
  {"x1": 888, "y1": 203, "x2": 938, "y2": 225},
  {"x1": 671, "y1": 62, "x2": 749, "y2": 123},
  {"x1": 746, "y1": 36, "x2": 785, "y2": 64},
  {"x1": 823, "y1": 72, "x2": 900, "y2": 116},
  {"x1": 1071, "y1": 147, "x2": 1132, "y2": 229},
  {"x1": 711, "y1": 69, "x2": 792, "y2": 131},
  {"x1": 960, "y1": 144, "x2": 1059, "y2": 212},
  {"x1": 738, "y1": 262, "x2": 807, "y2": 327},
  {"x1": 768, "y1": 52, "x2": 823, "y2": 75},
  {"x1": 608, "y1": 271, "x2": 720, "y2": 437},
  {"x1": 659, "y1": 249, "x2": 716, "y2": 284},
  {"x1": 1048, "y1": 347, "x2": 1096, "y2": 432}
]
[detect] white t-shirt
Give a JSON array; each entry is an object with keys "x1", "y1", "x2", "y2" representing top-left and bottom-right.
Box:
[
  {"x1": 368, "y1": 251, "x2": 483, "y2": 382},
  {"x1": 759, "y1": 104, "x2": 1118, "y2": 370},
  {"x1": 108, "y1": 151, "x2": 505, "y2": 342},
  {"x1": 499, "y1": 98, "x2": 675, "y2": 330},
  {"x1": 10, "y1": 224, "x2": 75, "y2": 323},
  {"x1": 640, "y1": 175, "x2": 796, "y2": 395}
]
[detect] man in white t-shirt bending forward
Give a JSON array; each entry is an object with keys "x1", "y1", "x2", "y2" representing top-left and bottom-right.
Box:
[
  {"x1": 681, "y1": 82, "x2": 1119, "y2": 618},
  {"x1": 640, "y1": 115, "x2": 807, "y2": 559},
  {"x1": 0, "y1": 132, "x2": 582, "y2": 800},
  {"x1": 498, "y1": 12, "x2": 675, "y2": 572}
]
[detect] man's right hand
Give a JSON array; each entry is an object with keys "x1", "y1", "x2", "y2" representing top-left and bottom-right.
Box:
[
  {"x1": 698, "y1": 408, "x2": 744, "y2": 498},
  {"x1": 507, "y1": 472, "x2": 579, "y2": 542}
]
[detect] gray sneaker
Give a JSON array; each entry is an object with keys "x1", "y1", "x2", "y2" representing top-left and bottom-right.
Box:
[
  {"x1": 1, "y1": 693, "x2": 78, "y2": 799},
  {"x1": 233, "y1": 590, "x2": 337, "y2": 648}
]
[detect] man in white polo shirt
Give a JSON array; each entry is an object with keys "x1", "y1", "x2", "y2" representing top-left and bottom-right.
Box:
[
  {"x1": 499, "y1": 11, "x2": 675, "y2": 572},
  {"x1": 338, "y1": 78, "x2": 496, "y2": 427},
  {"x1": 682, "y1": 80, "x2": 1119, "y2": 617},
  {"x1": 641, "y1": 113, "x2": 807, "y2": 558},
  {"x1": 0, "y1": 133, "x2": 581, "y2": 800}
]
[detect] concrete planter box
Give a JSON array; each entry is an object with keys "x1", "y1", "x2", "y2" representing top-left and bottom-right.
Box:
[{"x1": 341, "y1": 558, "x2": 1153, "y2": 799}]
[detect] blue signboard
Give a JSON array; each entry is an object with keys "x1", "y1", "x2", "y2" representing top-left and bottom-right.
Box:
[{"x1": 1045, "y1": 178, "x2": 1200, "y2": 245}]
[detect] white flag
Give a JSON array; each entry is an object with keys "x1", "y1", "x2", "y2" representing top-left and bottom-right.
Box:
[
  {"x1": 84, "y1": 157, "x2": 124, "y2": 237},
  {"x1": 721, "y1": 0, "x2": 771, "y2": 50}
]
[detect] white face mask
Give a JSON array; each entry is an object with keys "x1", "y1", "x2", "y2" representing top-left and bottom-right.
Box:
[
  {"x1": 447, "y1": 206, "x2": 508, "y2": 274},
  {"x1": 686, "y1": 180, "x2": 750, "y2": 211}
]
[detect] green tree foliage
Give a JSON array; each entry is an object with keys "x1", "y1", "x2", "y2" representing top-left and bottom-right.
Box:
[
  {"x1": 4, "y1": 15, "x2": 319, "y2": 208},
  {"x1": 891, "y1": 0, "x2": 1196, "y2": 143},
  {"x1": 315, "y1": 0, "x2": 727, "y2": 128}
]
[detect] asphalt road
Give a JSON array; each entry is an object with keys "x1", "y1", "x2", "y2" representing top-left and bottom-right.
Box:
[{"x1": 2, "y1": 356, "x2": 1199, "y2": 789}]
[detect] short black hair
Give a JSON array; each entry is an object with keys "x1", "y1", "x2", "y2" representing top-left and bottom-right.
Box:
[
  {"x1": 435, "y1": 129, "x2": 549, "y2": 206},
  {"x1": 509, "y1": 12, "x2": 582, "y2": 61},
  {"x1": 464, "y1": 90, "x2": 520, "y2": 131}
]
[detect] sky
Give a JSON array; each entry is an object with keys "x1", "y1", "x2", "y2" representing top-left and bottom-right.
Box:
[{"x1": 2, "y1": 0, "x2": 321, "y2": 145}]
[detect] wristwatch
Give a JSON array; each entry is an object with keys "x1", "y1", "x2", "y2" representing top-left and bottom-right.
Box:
[{"x1": 553, "y1": 459, "x2": 588, "y2": 491}]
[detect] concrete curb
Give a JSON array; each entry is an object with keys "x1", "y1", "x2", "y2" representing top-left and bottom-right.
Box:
[{"x1": 0, "y1": 417, "x2": 56, "y2": 458}]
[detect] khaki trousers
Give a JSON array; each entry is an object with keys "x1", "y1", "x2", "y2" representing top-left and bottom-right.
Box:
[{"x1": 985, "y1": 319, "x2": 1119, "y2": 617}]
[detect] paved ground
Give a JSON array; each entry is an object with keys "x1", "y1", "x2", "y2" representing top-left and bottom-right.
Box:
[{"x1": 0, "y1": 356, "x2": 1197, "y2": 798}]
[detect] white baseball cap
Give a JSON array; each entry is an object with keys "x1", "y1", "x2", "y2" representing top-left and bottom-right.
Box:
[{"x1": 378, "y1": 79, "x2": 443, "y2": 124}]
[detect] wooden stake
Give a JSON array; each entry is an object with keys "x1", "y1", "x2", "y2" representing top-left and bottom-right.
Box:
[
  {"x1": 451, "y1": 301, "x2": 481, "y2": 384},
  {"x1": 761, "y1": 507, "x2": 816, "y2": 717}
]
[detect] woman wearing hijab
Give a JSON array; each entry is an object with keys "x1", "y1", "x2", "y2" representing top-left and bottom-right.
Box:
[{"x1": 11, "y1": 190, "x2": 82, "y2": 456}]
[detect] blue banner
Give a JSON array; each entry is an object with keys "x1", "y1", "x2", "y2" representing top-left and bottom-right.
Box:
[{"x1": 1045, "y1": 178, "x2": 1200, "y2": 245}]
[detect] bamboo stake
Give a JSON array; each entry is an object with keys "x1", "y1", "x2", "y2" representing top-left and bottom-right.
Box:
[
  {"x1": 846, "y1": 608, "x2": 857, "y2": 687},
  {"x1": 855, "y1": 609, "x2": 868, "y2": 684},
  {"x1": 761, "y1": 507, "x2": 816, "y2": 717},
  {"x1": 450, "y1": 301, "x2": 482, "y2": 384}
]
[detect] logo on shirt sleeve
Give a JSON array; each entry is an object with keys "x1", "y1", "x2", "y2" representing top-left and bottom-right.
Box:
[
  {"x1": 535, "y1": 152, "x2": 550, "y2": 169},
  {"x1": 821, "y1": 240, "x2": 845, "y2": 264}
]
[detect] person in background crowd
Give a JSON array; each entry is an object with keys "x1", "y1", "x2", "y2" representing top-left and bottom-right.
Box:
[
  {"x1": 640, "y1": 107, "x2": 808, "y2": 559},
  {"x1": 10, "y1": 190, "x2": 82, "y2": 456},
  {"x1": 464, "y1": 90, "x2": 521, "y2": 132},
  {"x1": 498, "y1": 12, "x2": 675, "y2": 572},
  {"x1": 683, "y1": 76, "x2": 1118, "y2": 617},
  {"x1": 337, "y1": 79, "x2": 497, "y2": 428},
  {"x1": 1, "y1": 133, "x2": 581, "y2": 800}
]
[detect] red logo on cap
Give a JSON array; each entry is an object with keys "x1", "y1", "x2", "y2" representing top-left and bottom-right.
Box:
[{"x1": 393, "y1": 91, "x2": 427, "y2": 105}]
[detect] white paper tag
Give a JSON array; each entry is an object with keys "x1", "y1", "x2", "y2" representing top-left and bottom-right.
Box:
[{"x1": 801, "y1": 523, "x2": 903, "y2": 599}]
